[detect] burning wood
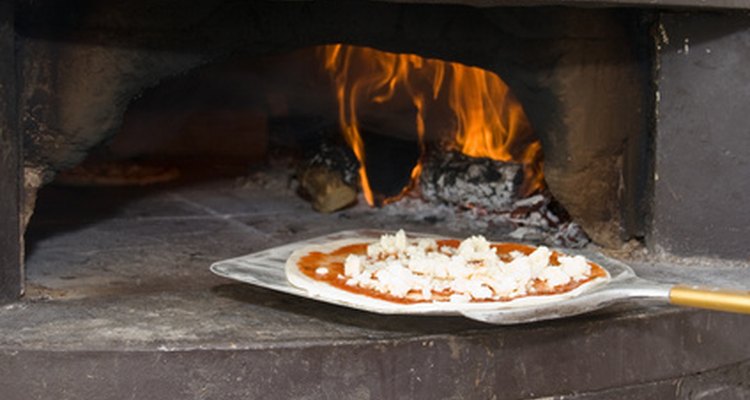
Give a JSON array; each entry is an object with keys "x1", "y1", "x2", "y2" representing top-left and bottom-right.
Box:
[
  {"x1": 297, "y1": 141, "x2": 359, "y2": 213},
  {"x1": 506, "y1": 193, "x2": 590, "y2": 247},
  {"x1": 296, "y1": 44, "x2": 588, "y2": 246},
  {"x1": 420, "y1": 150, "x2": 523, "y2": 213},
  {"x1": 294, "y1": 139, "x2": 588, "y2": 246},
  {"x1": 320, "y1": 44, "x2": 543, "y2": 206},
  {"x1": 417, "y1": 149, "x2": 589, "y2": 247},
  {"x1": 298, "y1": 166, "x2": 357, "y2": 213}
]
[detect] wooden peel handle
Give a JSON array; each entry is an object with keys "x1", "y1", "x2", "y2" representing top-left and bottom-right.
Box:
[{"x1": 669, "y1": 285, "x2": 750, "y2": 314}]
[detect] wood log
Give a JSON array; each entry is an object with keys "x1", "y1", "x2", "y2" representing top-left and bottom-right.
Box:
[
  {"x1": 303, "y1": 141, "x2": 359, "y2": 187},
  {"x1": 298, "y1": 140, "x2": 359, "y2": 213},
  {"x1": 299, "y1": 166, "x2": 357, "y2": 213}
]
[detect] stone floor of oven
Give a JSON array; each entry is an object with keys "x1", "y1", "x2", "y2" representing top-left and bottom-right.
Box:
[{"x1": 2, "y1": 166, "x2": 749, "y2": 399}]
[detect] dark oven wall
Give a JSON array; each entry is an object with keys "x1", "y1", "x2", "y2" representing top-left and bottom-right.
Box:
[{"x1": 0, "y1": 1, "x2": 21, "y2": 301}]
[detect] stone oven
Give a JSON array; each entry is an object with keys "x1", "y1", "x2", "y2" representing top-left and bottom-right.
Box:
[{"x1": 0, "y1": 0, "x2": 749, "y2": 399}]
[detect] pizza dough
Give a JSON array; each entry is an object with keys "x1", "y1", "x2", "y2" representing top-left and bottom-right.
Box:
[{"x1": 285, "y1": 230, "x2": 609, "y2": 313}]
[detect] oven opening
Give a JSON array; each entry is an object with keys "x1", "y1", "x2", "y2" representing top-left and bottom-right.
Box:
[
  {"x1": 24, "y1": 41, "x2": 603, "y2": 297},
  {"x1": 27, "y1": 40, "x2": 615, "y2": 261},
  {"x1": 25, "y1": 8, "x2": 651, "y2": 295}
]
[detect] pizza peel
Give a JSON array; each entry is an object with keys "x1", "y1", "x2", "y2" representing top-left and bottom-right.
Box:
[{"x1": 210, "y1": 229, "x2": 750, "y2": 325}]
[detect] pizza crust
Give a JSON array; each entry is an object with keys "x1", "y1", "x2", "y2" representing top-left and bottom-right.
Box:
[
  {"x1": 285, "y1": 235, "x2": 610, "y2": 314},
  {"x1": 55, "y1": 161, "x2": 180, "y2": 186}
]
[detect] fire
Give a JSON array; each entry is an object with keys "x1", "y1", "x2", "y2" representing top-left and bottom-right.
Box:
[{"x1": 320, "y1": 44, "x2": 543, "y2": 205}]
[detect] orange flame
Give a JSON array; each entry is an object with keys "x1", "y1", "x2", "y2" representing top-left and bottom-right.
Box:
[{"x1": 321, "y1": 44, "x2": 543, "y2": 205}]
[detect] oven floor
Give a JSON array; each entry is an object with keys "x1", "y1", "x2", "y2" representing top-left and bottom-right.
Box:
[{"x1": 3, "y1": 165, "x2": 750, "y2": 399}]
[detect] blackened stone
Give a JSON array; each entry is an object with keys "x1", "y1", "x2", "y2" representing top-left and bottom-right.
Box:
[
  {"x1": 0, "y1": 2, "x2": 22, "y2": 300},
  {"x1": 652, "y1": 13, "x2": 750, "y2": 259}
]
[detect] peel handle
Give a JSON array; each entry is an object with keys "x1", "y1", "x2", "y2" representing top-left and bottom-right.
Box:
[{"x1": 669, "y1": 285, "x2": 750, "y2": 314}]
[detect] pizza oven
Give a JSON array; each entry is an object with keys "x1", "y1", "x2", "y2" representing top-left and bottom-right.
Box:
[{"x1": 1, "y1": 1, "x2": 749, "y2": 399}]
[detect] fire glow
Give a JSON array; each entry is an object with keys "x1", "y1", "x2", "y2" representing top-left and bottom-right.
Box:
[{"x1": 321, "y1": 44, "x2": 544, "y2": 205}]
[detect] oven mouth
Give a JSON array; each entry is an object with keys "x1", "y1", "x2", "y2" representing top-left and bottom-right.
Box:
[
  {"x1": 13, "y1": 2, "x2": 666, "y2": 311},
  {"x1": 30, "y1": 41, "x2": 597, "y2": 254}
]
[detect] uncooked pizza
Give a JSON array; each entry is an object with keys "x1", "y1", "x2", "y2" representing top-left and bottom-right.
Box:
[{"x1": 285, "y1": 230, "x2": 609, "y2": 309}]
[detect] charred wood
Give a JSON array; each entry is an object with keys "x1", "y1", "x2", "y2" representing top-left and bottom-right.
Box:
[
  {"x1": 298, "y1": 166, "x2": 357, "y2": 213},
  {"x1": 303, "y1": 140, "x2": 359, "y2": 187},
  {"x1": 298, "y1": 140, "x2": 359, "y2": 213},
  {"x1": 507, "y1": 193, "x2": 590, "y2": 247},
  {"x1": 420, "y1": 150, "x2": 523, "y2": 213},
  {"x1": 418, "y1": 150, "x2": 589, "y2": 247}
]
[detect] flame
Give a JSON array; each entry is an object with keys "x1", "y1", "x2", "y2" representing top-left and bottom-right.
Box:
[{"x1": 321, "y1": 44, "x2": 543, "y2": 205}]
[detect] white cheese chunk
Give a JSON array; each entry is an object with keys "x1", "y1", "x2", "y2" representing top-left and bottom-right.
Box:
[
  {"x1": 539, "y1": 267, "x2": 571, "y2": 288},
  {"x1": 374, "y1": 262, "x2": 416, "y2": 297},
  {"x1": 504, "y1": 257, "x2": 532, "y2": 283},
  {"x1": 528, "y1": 246, "x2": 552, "y2": 278},
  {"x1": 344, "y1": 254, "x2": 362, "y2": 277},
  {"x1": 558, "y1": 255, "x2": 591, "y2": 280}
]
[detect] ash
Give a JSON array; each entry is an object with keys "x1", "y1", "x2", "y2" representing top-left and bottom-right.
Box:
[
  {"x1": 420, "y1": 151, "x2": 523, "y2": 212},
  {"x1": 381, "y1": 193, "x2": 590, "y2": 248},
  {"x1": 390, "y1": 150, "x2": 589, "y2": 247},
  {"x1": 256, "y1": 159, "x2": 589, "y2": 248}
]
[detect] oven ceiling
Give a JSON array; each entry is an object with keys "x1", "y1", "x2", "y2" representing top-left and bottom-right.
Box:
[{"x1": 378, "y1": 0, "x2": 750, "y2": 9}]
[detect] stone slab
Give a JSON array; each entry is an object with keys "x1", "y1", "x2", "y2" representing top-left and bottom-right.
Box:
[
  {"x1": 558, "y1": 360, "x2": 750, "y2": 399},
  {"x1": 8, "y1": 173, "x2": 750, "y2": 399},
  {"x1": 0, "y1": 308, "x2": 748, "y2": 400}
]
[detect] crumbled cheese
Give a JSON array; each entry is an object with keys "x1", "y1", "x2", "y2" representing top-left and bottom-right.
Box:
[
  {"x1": 315, "y1": 267, "x2": 329, "y2": 275},
  {"x1": 341, "y1": 230, "x2": 596, "y2": 302},
  {"x1": 558, "y1": 255, "x2": 591, "y2": 279},
  {"x1": 504, "y1": 257, "x2": 532, "y2": 283},
  {"x1": 538, "y1": 267, "x2": 571, "y2": 287},
  {"x1": 527, "y1": 246, "x2": 551, "y2": 278},
  {"x1": 344, "y1": 254, "x2": 362, "y2": 277}
]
